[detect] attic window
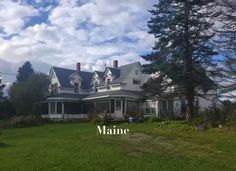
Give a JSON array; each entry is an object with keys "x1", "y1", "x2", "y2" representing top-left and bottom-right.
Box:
[
  {"x1": 95, "y1": 82, "x2": 98, "y2": 92},
  {"x1": 74, "y1": 83, "x2": 79, "y2": 93},
  {"x1": 133, "y1": 79, "x2": 140, "y2": 85}
]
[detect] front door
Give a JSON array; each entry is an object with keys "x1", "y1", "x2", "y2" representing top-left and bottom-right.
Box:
[{"x1": 114, "y1": 100, "x2": 122, "y2": 118}]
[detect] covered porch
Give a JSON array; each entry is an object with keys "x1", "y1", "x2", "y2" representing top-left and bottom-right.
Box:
[
  {"x1": 83, "y1": 90, "x2": 142, "y2": 119},
  {"x1": 41, "y1": 93, "x2": 87, "y2": 120}
]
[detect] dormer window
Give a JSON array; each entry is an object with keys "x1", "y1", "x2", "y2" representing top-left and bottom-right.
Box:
[
  {"x1": 94, "y1": 82, "x2": 98, "y2": 92},
  {"x1": 74, "y1": 82, "x2": 79, "y2": 93},
  {"x1": 133, "y1": 79, "x2": 140, "y2": 85},
  {"x1": 51, "y1": 83, "x2": 58, "y2": 94}
]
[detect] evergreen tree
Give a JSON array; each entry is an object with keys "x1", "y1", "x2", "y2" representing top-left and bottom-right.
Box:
[
  {"x1": 16, "y1": 61, "x2": 35, "y2": 83},
  {"x1": 142, "y1": 0, "x2": 218, "y2": 121},
  {"x1": 213, "y1": 0, "x2": 236, "y2": 97},
  {"x1": 10, "y1": 73, "x2": 49, "y2": 115}
]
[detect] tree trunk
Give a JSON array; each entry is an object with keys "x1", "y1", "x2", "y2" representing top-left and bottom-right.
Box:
[{"x1": 186, "y1": 87, "x2": 194, "y2": 122}]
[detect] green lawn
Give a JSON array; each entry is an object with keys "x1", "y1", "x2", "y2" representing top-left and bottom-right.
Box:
[{"x1": 0, "y1": 122, "x2": 235, "y2": 171}]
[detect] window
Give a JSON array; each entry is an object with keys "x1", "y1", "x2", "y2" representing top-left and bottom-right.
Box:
[
  {"x1": 133, "y1": 79, "x2": 140, "y2": 85},
  {"x1": 107, "y1": 79, "x2": 110, "y2": 84},
  {"x1": 162, "y1": 101, "x2": 167, "y2": 111},
  {"x1": 74, "y1": 82, "x2": 79, "y2": 93},
  {"x1": 135, "y1": 70, "x2": 138, "y2": 75},
  {"x1": 51, "y1": 83, "x2": 58, "y2": 94},
  {"x1": 57, "y1": 102, "x2": 62, "y2": 114},
  {"x1": 95, "y1": 82, "x2": 98, "y2": 92},
  {"x1": 116, "y1": 100, "x2": 121, "y2": 110},
  {"x1": 145, "y1": 101, "x2": 157, "y2": 114},
  {"x1": 50, "y1": 102, "x2": 56, "y2": 114}
]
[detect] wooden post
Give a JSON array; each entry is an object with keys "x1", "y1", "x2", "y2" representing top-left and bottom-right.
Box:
[
  {"x1": 55, "y1": 102, "x2": 57, "y2": 114},
  {"x1": 124, "y1": 98, "x2": 127, "y2": 116},
  {"x1": 62, "y1": 102, "x2": 65, "y2": 114},
  {"x1": 48, "y1": 102, "x2": 51, "y2": 114},
  {"x1": 109, "y1": 100, "x2": 111, "y2": 114}
]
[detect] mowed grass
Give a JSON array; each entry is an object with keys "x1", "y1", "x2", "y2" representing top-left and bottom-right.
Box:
[{"x1": 0, "y1": 122, "x2": 235, "y2": 171}]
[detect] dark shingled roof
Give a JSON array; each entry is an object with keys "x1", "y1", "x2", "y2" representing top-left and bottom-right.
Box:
[
  {"x1": 107, "y1": 67, "x2": 120, "y2": 77},
  {"x1": 95, "y1": 71, "x2": 104, "y2": 78},
  {"x1": 97, "y1": 62, "x2": 141, "y2": 87},
  {"x1": 52, "y1": 67, "x2": 93, "y2": 89},
  {"x1": 83, "y1": 90, "x2": 143, "y2": 100},
  {"x1": 52, "y1": 62, "x2": 141, "y2": 89}
]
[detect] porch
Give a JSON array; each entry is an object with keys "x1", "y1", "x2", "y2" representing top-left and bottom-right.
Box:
[{"x1": 41, "y1": 93, "x2": 87, "y2": 120}]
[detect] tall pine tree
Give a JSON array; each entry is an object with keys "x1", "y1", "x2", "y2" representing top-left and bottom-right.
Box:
[
  {"x1": 213, "y1": 0, "x2": 236, "y2": 97},
  {"x1": 142, "y1": 0, "x2": 218, "y2": 121},
  {"x1": 16, "y1": 61, "x2": 35, "y2": 83}
]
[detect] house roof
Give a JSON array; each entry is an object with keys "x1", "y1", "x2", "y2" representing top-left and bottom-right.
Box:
[
  {"x1": 97, "y1": 62, "x2": 141, "y2": 87},
  {"x1": 83, "y1": 90, "x2": 143, "y2": 100},
  {"x1": 47, "y1": 90, "x2": 143, "y2": 101},
  {"x1": 52, "y1": 61, "x2": 141, "y2": 89},
  {"x1": 46, "y1": 93, "x2": 87, "y2": 101},
  {"x1": 52, "y1": 67, "x2": 93, "y2": 89},
  {"x1": 95, "y1": 71, "x2": 104, "y2": 78},
  {"x1": 107, "y1": 67, "x2": 120, "y2": 77}
]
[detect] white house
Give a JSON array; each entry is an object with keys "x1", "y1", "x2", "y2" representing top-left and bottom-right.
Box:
[{"x1": 41, "y1": 60, "x2": 220, "y2": 120}]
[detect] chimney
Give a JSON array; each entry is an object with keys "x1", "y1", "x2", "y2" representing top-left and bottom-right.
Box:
[
  {"x1": 76, "y1": 62, "x2": 81, "y2": 72},
  {"x1": 113, "y1": 60, "x2": 118, "y2": 68}
]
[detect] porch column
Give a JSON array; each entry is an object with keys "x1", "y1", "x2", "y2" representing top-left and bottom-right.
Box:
[
  {"x1": 121, "y1": 99, "x2": 123, "y2": 117},
  {"x1": 48, "y1": 102, "x2": 51, "y2": 114},
  {"x1": 156, "y1": 101, "x2": 159, "y2": 117},
  {"x1": 124, "y1": 98, "x2": 127, "y2": 115},
  {"x1": 55, "y1": 101, "x2": 57, "y2": 114},
  {"x1": 109, "y1": 100, "x2": 111, "y2": 113},
  {"x1": 62, "y1": 102, "x2": 65, "y2": 114}
]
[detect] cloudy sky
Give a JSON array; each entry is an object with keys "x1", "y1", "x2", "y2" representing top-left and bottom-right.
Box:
[{"x1": 0, "y1": 0, "x2": 156, "y2": 83}]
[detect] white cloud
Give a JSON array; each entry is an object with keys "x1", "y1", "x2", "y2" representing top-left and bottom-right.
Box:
[
  {"x1": 0, "y1": 0, "x2": 156, "y2": 83},
  {"x1": 0, "y1": 0, "x2": 39, "y2": 35}
]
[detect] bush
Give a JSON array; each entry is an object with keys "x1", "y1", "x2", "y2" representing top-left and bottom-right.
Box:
[
  {"x1": 229, "y1": 109, "x2": 236, "y2": 125},
  {"x1": 147, "y1": 114, "x2": 161, "y2": 122},
  {"x1": 124, "y1": 113, "x2": 143, "y2": 120},
  {"x1": 3, "y1": 115, "x2": 45, "y2": 128},
  {"x1": 194, "y1": 106, "x2": 227, "y2": 128},
  {"x1": 91, "y1": 113, "x2": 112, "y2": 125}
]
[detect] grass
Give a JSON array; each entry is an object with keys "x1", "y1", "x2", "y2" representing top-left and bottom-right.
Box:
[{"x1": 0, "y1": 121, "x2": 235, "y2": 171}]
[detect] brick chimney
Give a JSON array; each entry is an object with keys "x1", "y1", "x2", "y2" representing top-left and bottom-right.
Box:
[
  {"x1": 113, "y1": 60, "x2": 118, "y2": 68},
  {"x1": 76, "y1": 62, "x2": 81, "y2": 71}
]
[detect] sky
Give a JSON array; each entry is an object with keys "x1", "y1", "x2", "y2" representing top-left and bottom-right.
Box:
[{"x1": 0, "y1": 0, "x2": 156, "y2": 83}]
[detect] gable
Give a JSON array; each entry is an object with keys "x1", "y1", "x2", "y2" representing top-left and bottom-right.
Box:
[
  {"x1": 49, "y1": 68, "x2": 61, "y2": 87},
  {"x1": 52, "y1": 67, "x2": 93, "y2": 89}
]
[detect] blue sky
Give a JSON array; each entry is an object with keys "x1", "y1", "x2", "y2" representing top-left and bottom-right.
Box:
[{"x1": 0, "y1": 0, "x2": 156, "y2": 83}]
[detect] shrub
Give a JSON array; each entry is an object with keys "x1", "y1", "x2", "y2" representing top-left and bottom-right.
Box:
[
  {"x1": 229, "y1": 109, "x2": 236, "y2": 125},
  {"x1": 124, "y1": 113, "x2": 143, "y2": 120},
  {"x1": 3, "y1": 115, "x2": 44, "y2": 128},
  {"x1": 91, "y1": 112, "x2": 112, "y2": 125},
  {"x1": 194, "y1": 106, "x2": 227, "y2": 128},
  {"x1": 147, "y1": 114, "x2": 161, "y2": 122}
]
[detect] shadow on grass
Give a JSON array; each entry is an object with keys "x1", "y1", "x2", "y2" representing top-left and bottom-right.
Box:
[{"x1": 0, "y1": 142, "x2": 9, "y2": 148}]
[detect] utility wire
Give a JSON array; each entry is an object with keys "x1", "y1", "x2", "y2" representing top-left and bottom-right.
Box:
[{"x1": 0, "y1": 72, "x2": 17, "y2": 76}]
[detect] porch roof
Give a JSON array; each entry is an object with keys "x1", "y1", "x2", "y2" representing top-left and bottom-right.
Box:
[
  {"x1": 83, "y1": 90, "x2": 143, "y2": 100},
  {"x1": 46, "y1": 93, "x2": 86, "y2": 101}
]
